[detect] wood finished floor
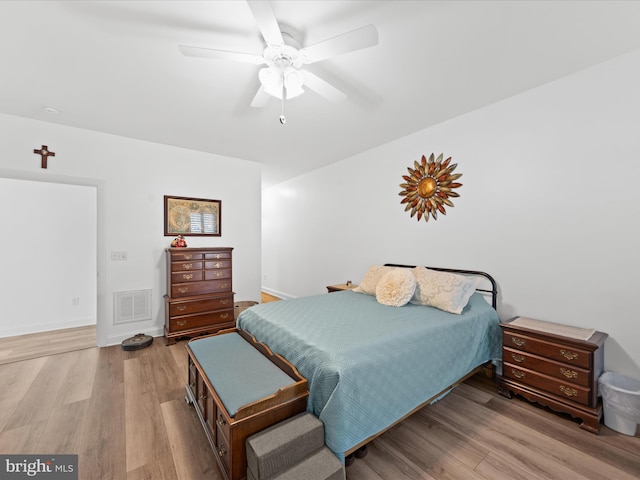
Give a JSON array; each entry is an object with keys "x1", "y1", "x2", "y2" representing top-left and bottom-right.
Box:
[
  {"x1": 1, "y1": 327, "x2": 639, "y2": 479},
  {"x1": 0, "y1": 325, "x2": 96, "y2": 365}
]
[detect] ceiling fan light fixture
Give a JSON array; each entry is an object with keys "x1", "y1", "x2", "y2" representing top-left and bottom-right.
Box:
[
  {"x1": 283, "y1": 68, "x2": 304, "y2": 99},
  {"x1": 259, "y1": 65, "x2": 305, "y2": 100},
  {"x1": 259, "y1": 66, "x2": 283, "y2": 98}
]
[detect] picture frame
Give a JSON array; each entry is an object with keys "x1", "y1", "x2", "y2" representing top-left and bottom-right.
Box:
[{"x1": 164, "y1": 195, "x2": 221, "y2": 237}]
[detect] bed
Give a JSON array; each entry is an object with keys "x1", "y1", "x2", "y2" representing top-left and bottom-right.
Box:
[{"x1": 236, "y1": 265, "x2": 502, "y2": 461}]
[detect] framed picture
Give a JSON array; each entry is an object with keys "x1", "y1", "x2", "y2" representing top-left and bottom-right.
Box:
[{"x1": 164, "y1": 195, "x2": 221, "y2": 236}]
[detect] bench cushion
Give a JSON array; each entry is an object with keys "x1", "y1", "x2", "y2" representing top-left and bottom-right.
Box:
[{"x1": 189, "y1": 332, "x2": 296, "y2": 417}]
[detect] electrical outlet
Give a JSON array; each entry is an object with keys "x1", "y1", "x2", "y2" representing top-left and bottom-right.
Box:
[
  {"x1": 111, "y1": 251, "x2": 128, "y2": 261},
  {"x1": 72, "y1": 297, "x2": 80, "y2": 306}
]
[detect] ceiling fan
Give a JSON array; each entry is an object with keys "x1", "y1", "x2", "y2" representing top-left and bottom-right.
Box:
[{"x1": 178, "y1": 0, "x2": 378, "y2": 109}]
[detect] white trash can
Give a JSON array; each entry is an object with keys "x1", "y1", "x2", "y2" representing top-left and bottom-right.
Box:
[{"x1": 598, "y1": 372, "x2": 640, "y2": 436}]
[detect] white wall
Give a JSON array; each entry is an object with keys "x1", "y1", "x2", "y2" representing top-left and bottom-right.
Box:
[
  {"x1": 262, "y1": 48, "x2": 640, "y2": 379},
  {"x1": 0, "y1": 178, "x2": 96, "y2": 336},
  {"x1": 0, "y1": 113, "x2": 262, "y2": 346}
]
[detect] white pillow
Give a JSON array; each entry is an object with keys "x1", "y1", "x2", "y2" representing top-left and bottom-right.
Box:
[
  {"x1": 352, "y1": 265, "x2": 398, "y2": 295},
  {"x1": 410, "y1": 266, "x2": 478, "y2": 314},
  {"x1": 375, "y1": 268, "x2": 417, "y2": 307}
]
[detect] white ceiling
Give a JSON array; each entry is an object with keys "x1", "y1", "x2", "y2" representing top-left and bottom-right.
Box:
[{"x1": 2, "y1": 1, "x2": 640, "y2": 187}]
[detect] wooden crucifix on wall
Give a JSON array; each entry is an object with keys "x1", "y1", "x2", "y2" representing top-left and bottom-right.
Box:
[{"x1": 33, "y1": 145, "x2": 56, "y2": 169}]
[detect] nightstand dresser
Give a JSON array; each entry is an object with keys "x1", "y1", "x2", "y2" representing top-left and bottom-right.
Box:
[
  {"x1": 326, "y1": 283, "x2": 357, "y2": 293},
  {"x1": 498, "y1": 316, "x2": 607, "y2": 433}
]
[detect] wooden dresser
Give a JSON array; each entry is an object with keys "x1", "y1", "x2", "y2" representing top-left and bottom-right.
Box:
[
  {"x1": 164, "y1": 247, "x2": 234, "y2": 345},
  {"x1": 186, "y1": 329, "x2": 308, "y2": 480},
  {"x1": 326, "y1": 283, "x2": 357, "y2": 293},
  {"x1": 498, "y1": 317, "x2": 607, "y2": 433}
]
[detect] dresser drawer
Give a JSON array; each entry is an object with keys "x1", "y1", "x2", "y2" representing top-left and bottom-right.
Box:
[
  {"x1": 171, "y1": 260, "x2": 203, "y2": 272},
  {"x1": 170, "y1": 310, "x2": 234, "y2": 332},
  {"x1": 205, "y1": 259, "x2": 232, "y2": 270},
  {"x1": 171, "y1": 280, "x2": 233, "y2": 297},
  {"x1": 204, "y1": 268, "x2": 231, "y2": 281},
  {"x1": 503, "y1": 347, "x2": 590, "y2": 387},
  {"x1": 171, "y1": 270, "x2": 203, "y2": 284},
  {"x1": 171, "y1": 252, "x2": 204, "y2": 262},
  {"x1": 503, "y1": 331, "x2": 592, "y2": 369},
  {"x1": 205, "y1": 251, "x2": 231, "y2": 260},
  {"x1": 169, "y1": 295, "x2": 233, "y2": 316},
  {"x1": 504, "y1": 363, "x2": 591, "y2": 406}
]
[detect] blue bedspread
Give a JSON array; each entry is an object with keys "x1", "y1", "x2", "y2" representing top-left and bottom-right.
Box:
[{"x1": 237, "y1": 291, "x2": 501, "y2": 460}]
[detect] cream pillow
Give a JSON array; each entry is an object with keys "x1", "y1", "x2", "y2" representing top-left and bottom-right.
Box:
[
  {"x1": 410, "y1": 266, "x2": 478, "y2": 314},
  {"x1": 375, "y1": 268, "x2": 417, "y2": 307},
  {"x1": 352, "y1": 265, "x2": 397, "y2": 295}
]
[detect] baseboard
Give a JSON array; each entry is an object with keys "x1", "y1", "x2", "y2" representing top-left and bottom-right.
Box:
[
  {"x1": 261, "y1": 287, "x2": 295, "y2": 300},
  {"x1": 0, "y1": 319, "x2": 96, "y2": 339},
  {"x1": 106, "y1": 326, "x2": 164, "y2": 347}
]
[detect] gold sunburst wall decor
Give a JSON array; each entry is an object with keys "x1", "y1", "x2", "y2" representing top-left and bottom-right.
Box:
[{"x1": 399, "y1": 153, "x2": 463, "y2": 222}]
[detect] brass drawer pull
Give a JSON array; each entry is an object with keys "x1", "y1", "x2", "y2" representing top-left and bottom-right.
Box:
[
  {"x1": 213, "y1": 262, "x2": 222, "y2": 268},
  {"x1": 214, "y1": 254, "x2": 222, "y2": 259},
  {"x1": 178, "y1": 287, "x2": 188, "y2": 294},
  {"x1": 218, "y1": 283, "x2": 229, "y2": 289},
  {"x1": 511, "y1": 354, "x2": 526, "y2": 363},
  {"x1": 560, "y1": 368, "x2": 578, "y2": 379},
  {"x1": 182, "y1": 274, "x2": 193, "y2": 280},
  {"x1": 217, "y1": 443, "x2": 226, "y2": 457},
  {"x1": 511, "y1": 369, "x2": 526, "y2": 379},
  {"x1": 184, "y1": 254, "x2": 193, "y2": 260},
  {"x1": 176, "y1": 320, "x2": 187, "y2": 327},
  {"x1": 220, "y1": 299, "x2": 229, "y2": 305},
  {"x1": 214, "y1": 272, "x2": 223, "y2": 277},
  {"x1": 220, "y1": 313, "x2": 229, "y2": 319},
  {"x1": 511, "y1": 337, "x2": 526, "y2": 347},
  {"x1": 199, "y1": 392, "x2": 207, "y2": 400},
  {"x1": 183, "y1": 263, "x2": 192, "y2": 270},
  {"x1": 177, "y1": 305, "x2": 187, "y2": 312},
  {"x1": 217, "y1": 415, "x2": 227, "y2": 427},
  {"x1": 560, "y1": 349, "x2": 579, "y2": 361},
  {"x1": 559, "y1": 385, "x2": 578, "y2": 397}
]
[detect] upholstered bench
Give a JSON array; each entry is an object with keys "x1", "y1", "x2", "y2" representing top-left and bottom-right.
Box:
[{"x1": 186, "y1": 328, "x2": 309, "y2": 480}]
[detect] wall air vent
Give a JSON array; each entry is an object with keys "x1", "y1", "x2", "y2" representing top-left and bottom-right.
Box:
[{"x1": 114, "y1": 289, "x2": 152, "y2": 325}]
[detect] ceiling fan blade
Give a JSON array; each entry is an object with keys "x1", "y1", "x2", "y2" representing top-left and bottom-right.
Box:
[
  {"x1": 302, "y1": 71, "x2": 347, "y2": 103},
  {"x1": 246, "y1": 0, "x2": 284, "y2": 46},
  {"x1": 301, "y1": 24, "x2": 378, "y2": 64},
  {"x1": 178, "y1": 45, "x2": 263, "y2": 64},
  {"x1": 250, "y1": 87, "x2": 271, "y2": 108}
]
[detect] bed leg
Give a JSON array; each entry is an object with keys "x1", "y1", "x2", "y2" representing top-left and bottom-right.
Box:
[{"x1": 345, "y1": 445, "x2": 368, "y2": 466}]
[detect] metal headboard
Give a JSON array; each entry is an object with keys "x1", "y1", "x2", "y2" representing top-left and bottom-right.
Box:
[{"x1": 384, "y1": 264, "x2": 498, "y2": 309}]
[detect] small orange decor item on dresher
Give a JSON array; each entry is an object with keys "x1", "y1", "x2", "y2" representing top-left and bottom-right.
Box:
[{"x1": 170, "y1": 234, "x2": 187, "y2": 248}]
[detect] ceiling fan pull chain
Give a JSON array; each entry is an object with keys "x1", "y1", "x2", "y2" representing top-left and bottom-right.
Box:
[{"x1": 279, "y1": 74, "x2": 287, "y2": 125}]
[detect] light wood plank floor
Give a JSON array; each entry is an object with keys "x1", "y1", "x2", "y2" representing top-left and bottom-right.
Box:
[
  {"x1": 261, "y1": 291, "x2": 282, "y2": 303},
  {"x1": 0, "y1": 325, "x2": 96, "y2": 365},
  {"x1": 1, "y1": 331, "x2": 638, "y2": 479}
]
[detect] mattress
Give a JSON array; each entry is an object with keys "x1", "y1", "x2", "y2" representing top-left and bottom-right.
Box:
[{"x1": 237, "y1": 290, "x2": 501, "y2": 460}]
